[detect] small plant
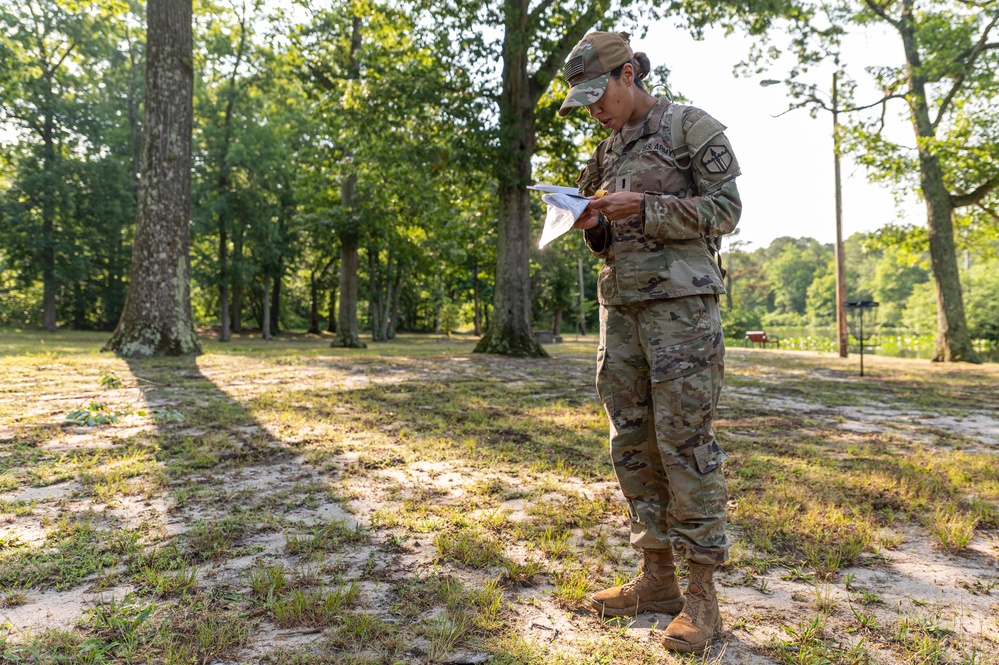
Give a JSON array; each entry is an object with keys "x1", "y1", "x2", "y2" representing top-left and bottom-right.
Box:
[
  {"x1": 423, "y1": 612, "x2": 473, "y2": 661},
  {"x1": 137, "y1": 563, "x2": 199, "y2": 597},
  {"x1": 66, "y1": 403, "x2": 119, "y2": 426},
  {"x1": 929, "y1": 506, "x2": 978, "y2": 553},
  {"x1": 246, "y1": 563, "x2": 290, "y2": 599},
  {"x1": 433, "y1": 527, "x2": 504, "y2": 569},
  {"x1": 551, "y1": 566, "x2": 591, "y2": 609},
  {"x1": 99, "y1": 371, "x2": 122, "y2": 389}
]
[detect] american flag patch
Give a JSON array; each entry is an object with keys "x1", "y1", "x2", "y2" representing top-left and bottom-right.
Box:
[{"x1": 564, "y1": 56, "x2": 584, "y2": 81}]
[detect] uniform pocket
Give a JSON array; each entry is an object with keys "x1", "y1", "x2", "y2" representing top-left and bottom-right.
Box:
[
  {"x1": 649, "y1": 330, "x2": 723, "y2": 383},
  {"x1": 693, "y1": 440, "x2": 728, "y2": 474}
]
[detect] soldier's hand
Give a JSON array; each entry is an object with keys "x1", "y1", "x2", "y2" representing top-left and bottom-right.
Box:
[
  {"x1": 573, "y1": 207, "x2": 599, "y2": 230},
  {"x1": 587, "y1": 192, "x2": 643, "y2": 222}
]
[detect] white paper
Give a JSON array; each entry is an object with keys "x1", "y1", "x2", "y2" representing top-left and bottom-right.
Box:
[
  {"x1": 537, "y1": 193, "x2": 592, "y2": 249},
  {"x1": 527, "y1": 184, "x2": 583, "y2": 196},
  {"x1": 529, "y1": 184, "x2": 592, "y2": 249}
]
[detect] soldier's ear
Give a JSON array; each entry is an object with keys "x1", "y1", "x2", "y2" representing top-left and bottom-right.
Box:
[{"x1": 620, "y1": 63, "x2": 635, "y2": 86}]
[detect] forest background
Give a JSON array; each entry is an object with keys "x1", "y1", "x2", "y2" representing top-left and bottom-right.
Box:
[{"x1": 1, "y1": 0, "x2": 997, "y2": 357}]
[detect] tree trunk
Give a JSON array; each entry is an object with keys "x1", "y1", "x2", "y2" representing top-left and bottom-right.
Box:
[
  {"x1": 327, "y1": 279, "x2": 337, "y2": 333},
  {"x1": 330, "y1": 14, "x2": 365, "y2": 349},
  {"x1": 898, "y1": 0, "x2": 979, "y2": 363},
  {"x1": 262, "y1": 273, "x2": 272, "y2": 340},
  {"x1": 474, "y1": 0, "x2": 546, "y2": 357},
  {"x1": 552, "y1": 308, "x2": 562, "y2": 337},
  {"x1": 388, "y1": 271, "x2": 401, "y2": 339},
  {"x1": 270, "y1": 273, "x2": 281, "y2": 337},
  {"x1": 41, "y1": 111, "x2": 57, "y2": 332},
  {"x1": 369, "y1": 247, "x2": 383, "y2": 342},
  {"x1": 332, "y1": 232, "x2": 365, "y2": 347},
  {"x1": 219, "y1": 221, "x2": 230, "y2": 341},
  {"x1": 104, "y1": 0, "x2": 201, "y2": 357},
  {"x1": 308, "y1": 270, "x2": 320, "y2": 334},
  {"x1": 472, "y1": 259, "x2": 481, "y2": 336}
]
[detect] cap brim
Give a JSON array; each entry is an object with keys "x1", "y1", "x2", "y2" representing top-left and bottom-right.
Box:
[{"x1": 558, "y1": 73, "x2": 610, "y2": 117}]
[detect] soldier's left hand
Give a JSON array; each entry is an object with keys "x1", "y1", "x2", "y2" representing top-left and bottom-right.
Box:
[{"x1": 587, "y1": 192, "x2": 643, "y2": 222}]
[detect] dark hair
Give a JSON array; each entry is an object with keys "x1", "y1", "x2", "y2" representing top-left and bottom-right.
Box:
[{"x1": 610, "y1": 52, "x2": 651, "y2": 89}]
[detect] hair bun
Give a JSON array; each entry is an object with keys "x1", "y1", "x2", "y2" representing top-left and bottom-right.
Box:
[{"x1": 633, "y1": 52, "x2": 651, "y2": 80}]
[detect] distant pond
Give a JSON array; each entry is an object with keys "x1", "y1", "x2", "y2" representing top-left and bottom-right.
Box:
[{"x1": 734, "y1": 326, "x2": 999, "y2": 363}]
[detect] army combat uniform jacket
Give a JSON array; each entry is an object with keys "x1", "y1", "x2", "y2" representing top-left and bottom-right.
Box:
[{"x1": 576, "y1": 96, "x2": 742, "y2": 305}]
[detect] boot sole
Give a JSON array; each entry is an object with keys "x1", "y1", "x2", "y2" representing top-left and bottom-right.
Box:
[
  {"x1": 661, "y1": 617, "x2": 723, "y2": 654},
  {"x1": 586, "y1": 598, "x2": 685, "y2": 618}
]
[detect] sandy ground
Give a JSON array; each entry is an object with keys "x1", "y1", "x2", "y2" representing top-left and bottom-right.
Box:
[{"x1": 2, "y1": 348, "x2": 998, "y2": 664}]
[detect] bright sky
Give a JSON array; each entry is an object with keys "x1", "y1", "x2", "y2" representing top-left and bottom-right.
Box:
[{"x1": 635, "y1": 19, "x2": 925, "y2": 251}]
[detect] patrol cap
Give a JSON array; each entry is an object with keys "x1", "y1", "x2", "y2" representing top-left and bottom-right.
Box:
[{"x1": 559, "y1": 32, "x2": 634, "y2": 117}]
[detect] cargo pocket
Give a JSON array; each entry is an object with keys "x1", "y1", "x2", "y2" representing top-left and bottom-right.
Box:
[
  {"x1": 693, "y1": 440, "x2": 728, "y2": 474},
  {"x1": 650, "y1": 330, "x2": 723, "y2": 383},
  {"x1": 650, "y1": 330, "x2": 723, "y2": 440}
]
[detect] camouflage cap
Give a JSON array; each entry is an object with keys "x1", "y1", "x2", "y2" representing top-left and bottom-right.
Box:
[{"x1": 559, "y1": 32, "x2": 634, "y2": 117}]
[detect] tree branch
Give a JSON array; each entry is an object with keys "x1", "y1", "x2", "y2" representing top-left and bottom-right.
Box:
[
  {"x1": 976, "y1": 202, "x2": 999, "y2": 222},
  {"x1": 952, "y1": 175, "x2": 999, "y2": 208},
  {"x1": 864, "y1": 0, "x2": 902, "y2": 32},
  {"x1": 933, "y1": 11, "x2": 999, "y2": 128}
]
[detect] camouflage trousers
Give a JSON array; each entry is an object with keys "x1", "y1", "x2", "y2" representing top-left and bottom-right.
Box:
[{"x1": 596, "y1": 294, "x2": 730, "y2": 565}]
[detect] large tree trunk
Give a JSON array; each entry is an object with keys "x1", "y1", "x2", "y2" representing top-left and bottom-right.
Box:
[
  {"x1": 332, "y1": 233, "x2": 365, "y2": 347},
  {"x1": 898, "y1": 0, "x2": 979, "y2": 363},
  {"x1": 104, "y1": 0, "x2": 201, "y2": 357},
  {"x1": 329, "y1": 15, "x2": 365, "y2": 349},
  {"x1": 474, "y1": 0, "x2": 546, "y2": 357}
]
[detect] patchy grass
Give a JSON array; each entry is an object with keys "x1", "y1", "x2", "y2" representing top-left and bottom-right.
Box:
[{"x1": 1, "y1": 331, "x2": 998, "y2": 664}]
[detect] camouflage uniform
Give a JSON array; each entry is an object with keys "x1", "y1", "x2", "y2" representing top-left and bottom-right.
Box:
[{"x1": 577, "y1": 96, "x2": 741, "y2": 565}]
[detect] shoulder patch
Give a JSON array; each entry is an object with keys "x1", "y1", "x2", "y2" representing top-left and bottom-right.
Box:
[
  {"x1": 685, "y1": 113, "x2": 727, "y2": 154},
  {"x1": 701, "y1": 145, "x2": 733, "y2": 174}
]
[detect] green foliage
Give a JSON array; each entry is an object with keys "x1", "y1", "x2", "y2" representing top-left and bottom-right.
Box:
[{"x1": 66, "y1": 403, "x2": 120, "y2": 427}]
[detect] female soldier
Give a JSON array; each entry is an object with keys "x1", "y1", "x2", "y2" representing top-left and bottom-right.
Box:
[{"x1": 559, "y1": 31, "x2": 741, "y2": 654}]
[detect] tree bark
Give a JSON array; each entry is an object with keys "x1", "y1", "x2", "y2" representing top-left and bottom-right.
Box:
[
  {"x1": 41, "y1": 108, "x2": 57, "y2": 332},
  {"x1": 327, "y1": 278, "x2": 337, "y2": 333},
  {"x1": 552, "y1": 308, "x2": 562, "y2": 336},
  {"x1": 270, "y1": 272, "x2": 281, "y2": 337},
  {"x1": 262, "y1": 273, "x2": 272, "y2": 340},
  {"x1": 472, "y1": 259, "x2": 481, "y2": 336},
  {"x1": 332, "y1": 231, "x2": 365, "y2": 347},
  {"x1": 231, "y1": 225, "x2": 243, "y2": 332},
  {"x1": 104, "y1": 0, "x2": 201, "y2": 357},
  {"x1": 389, "y1": 270, "x2": 401, "y2": 339},
  {"x1": 898, "y1": 0, "x2": 979, "y2": 363},
  {"x1": 308, "y1": 270, "x2": 320, "y2": 334}
]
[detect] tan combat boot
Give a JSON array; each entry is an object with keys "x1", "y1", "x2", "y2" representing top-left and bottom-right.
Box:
[
  {"x1": 661, "y1": 561, "x2": 722, "y2": 653},
  {"x1": 586, "y1": 549, "x2": 684, "y2": 617}
]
